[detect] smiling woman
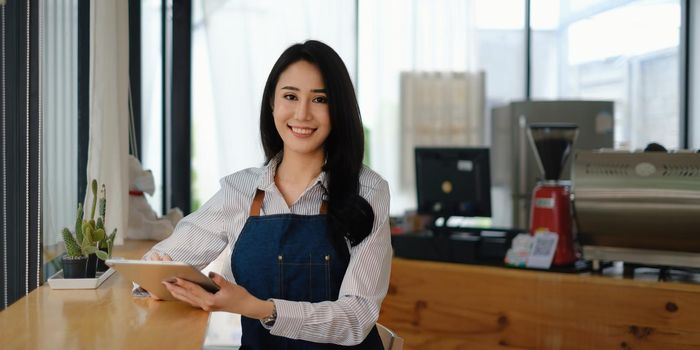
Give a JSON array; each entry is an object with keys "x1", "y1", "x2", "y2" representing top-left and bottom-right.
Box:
[
  {"x1": 272, "y1": 60, "x2": 331, "y2": 172},
  {"x1": 145, "y1": 40, "x2": 391, "y2": 349}
]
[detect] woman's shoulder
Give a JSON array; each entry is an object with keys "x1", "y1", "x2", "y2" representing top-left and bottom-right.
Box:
[
  {"x1": 219, "y1": 166, "x2": 266, "y2": 195},
  {"x1": 358, "y1": 166, "x2": 390, "y2": 218},
  {"x1": 358, "y1": 165, "x2": 389, "y2": 195}
]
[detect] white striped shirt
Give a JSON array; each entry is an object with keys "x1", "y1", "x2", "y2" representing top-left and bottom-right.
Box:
[{"x1": 147, "y1": 156, "x2": 392, "y2": 346}]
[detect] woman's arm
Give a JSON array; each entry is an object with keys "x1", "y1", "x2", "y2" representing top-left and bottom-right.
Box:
[
  {"x1": 269, "y1": 177, "x2": 392, "y2": 346},
  {"x1": 145, "y1": 184, "x2": 231, "y2": 270}
]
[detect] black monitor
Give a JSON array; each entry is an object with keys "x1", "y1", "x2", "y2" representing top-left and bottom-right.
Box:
[{"x1": 415, "y1": 147, "x2": 491, "y2": 217}]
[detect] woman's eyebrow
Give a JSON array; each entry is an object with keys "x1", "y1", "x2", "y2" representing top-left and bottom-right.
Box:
[{"x1": 280, "y1": 86, "x2": 326, "y2": 93}]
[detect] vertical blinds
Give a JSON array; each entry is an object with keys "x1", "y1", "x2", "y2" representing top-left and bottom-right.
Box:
[
  {"x1": 1, "y1": 1, "x2": 7, "y2": 310},
  {"x1": 25, "y1": 0, "x2": 32, "y2": 296},
  {"x1": 1, "y1": 0, "x2": 41, "y2": 310}
]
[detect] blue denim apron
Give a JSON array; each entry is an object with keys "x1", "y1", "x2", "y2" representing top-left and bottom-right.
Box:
[{"x1": 231, "y1": 190, "x2": 383, "y2": 349}]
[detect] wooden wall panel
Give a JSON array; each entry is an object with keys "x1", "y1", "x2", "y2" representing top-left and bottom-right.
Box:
[{"x1": 379, "y1": 258, "x2": 700, "y2": 350}]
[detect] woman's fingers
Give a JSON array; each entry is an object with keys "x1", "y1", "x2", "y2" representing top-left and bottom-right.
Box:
[
  {"x1": 163, "y1": 282, "x2": 199, "y2": 307},
  {"x1": 146, "y1": 252, "x2": 161, "y2": 261},
  {"x1": 146, "y1": 252, "x2": 173, "y2": 261},
  {"x1": 177, "y1": 278, "x2": 217, "y2": 309},
  {"x1": 208, "y1": 272, "x2": 231, "y2": 288},
  {"x1": 204, "y1": 273, "x2": 258, "y2": 315},
  {"x1": 167, "y1": 278, "x2": 217, "y2": 311},
  {"x1": 163, "y1": 281, "x2": 200, "y2": 307}
]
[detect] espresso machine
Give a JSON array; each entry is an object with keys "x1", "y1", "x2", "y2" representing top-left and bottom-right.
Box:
[
  {"x1": 527, "y1": 124, "x2": 579, "y2": 266},
  {"x1": 573, "y1": 150, "x2": 700, "y2": 271}
]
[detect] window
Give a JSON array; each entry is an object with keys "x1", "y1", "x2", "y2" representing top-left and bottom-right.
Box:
[
  {"x1": 41, "y1": 0, "x2": 79, "y2": 280},
  {"x1": 358, "y1": 0, "x2": 526, "y2": 214},
  {"x1": 531, "y1": 0, "x2": 682, "y2": 150},
  {"x1": 141, "y1": 0, "x2": 164, "y2": 215}
]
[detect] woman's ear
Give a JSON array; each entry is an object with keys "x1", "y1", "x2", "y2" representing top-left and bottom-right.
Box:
[{"x1": 269, "y1": 97, "x2": 275, "y2": 111}]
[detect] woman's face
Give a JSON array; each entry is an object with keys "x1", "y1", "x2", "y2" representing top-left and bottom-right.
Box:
[{"x1": 272, "y1": 60, "x2": 331, "y2": 159}]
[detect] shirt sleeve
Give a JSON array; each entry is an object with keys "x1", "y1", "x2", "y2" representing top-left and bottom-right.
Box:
[
  {"x1": 144, "y1": 185, "x2": 229, "y2": 270},
  {"x1": 268, "y1": 178, "x2": 392, "y2": 346}
]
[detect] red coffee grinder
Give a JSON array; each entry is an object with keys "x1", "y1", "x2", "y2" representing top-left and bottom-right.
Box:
[{"x1": 527, "y1": 123, "x2": 579, "y2": 266}]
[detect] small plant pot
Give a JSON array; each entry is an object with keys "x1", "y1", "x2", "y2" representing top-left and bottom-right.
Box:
[
  {"x1": 85, "y1": 253, "x2": 97, "y2": 278},
  {"x1": 62, "y1": 255, "x2": 88, "y2": 279}
]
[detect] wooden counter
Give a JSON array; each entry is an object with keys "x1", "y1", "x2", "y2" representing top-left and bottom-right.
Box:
[
  {"x1": 0, "y1": 240, "x2": 210, "y2": 350},
  {"x1": 378, "y1": 258, "x2": 700, "y2": 350},
  {"x1": 6, "y1": 244, "x2": 700, "y2": 349}
]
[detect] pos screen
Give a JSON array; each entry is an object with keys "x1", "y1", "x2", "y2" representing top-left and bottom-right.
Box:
[{"x1": 415, "y1": 147, "x2": 492, "y2": 217}]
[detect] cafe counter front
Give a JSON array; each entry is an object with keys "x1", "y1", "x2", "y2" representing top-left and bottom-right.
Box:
[{"x1": 378, "y1": 258, "x2": 700, "y2": 350}]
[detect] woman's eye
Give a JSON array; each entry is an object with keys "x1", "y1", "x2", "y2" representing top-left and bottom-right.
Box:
[
  {"x1": 313, "y1": 96, "x2": 327, "y2": 104},
  {"x1": 283, "y1": 94, "x2": 297, "y2": 101}
]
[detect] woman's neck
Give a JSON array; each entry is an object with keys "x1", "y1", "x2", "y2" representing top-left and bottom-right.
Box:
[{"x1": 275, "y1": 149, "x2": 325, "y2": 191}]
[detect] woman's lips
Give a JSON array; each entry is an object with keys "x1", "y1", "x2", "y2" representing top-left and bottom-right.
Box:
[{"x1": 289, "y1": 125, "x2": 316, "y2": 137}]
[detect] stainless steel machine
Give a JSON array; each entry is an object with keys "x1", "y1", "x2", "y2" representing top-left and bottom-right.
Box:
[
  {"x1": 490, "y1": 101, "x2": 614, "y2": 229},
  {"x1": 573, "y1": 150, "x2": 700, "y2": 269}
]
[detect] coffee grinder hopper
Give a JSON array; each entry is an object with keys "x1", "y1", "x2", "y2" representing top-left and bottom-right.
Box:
[{"x1": 527, "y1": 123, "x2": 579, "y2": 181}]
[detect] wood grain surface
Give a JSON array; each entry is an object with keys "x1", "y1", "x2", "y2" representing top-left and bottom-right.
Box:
[
  {"x1": 0, "y1": 240, "x2": 210, "y2": 350},
  {"x1": 378, "y1": 258, "x2": 700, "y2": 350}
]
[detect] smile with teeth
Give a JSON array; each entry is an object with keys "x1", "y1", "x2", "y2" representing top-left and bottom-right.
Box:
[{"x1": 289, "y1": 126, "x2": 316, "y2": 136}]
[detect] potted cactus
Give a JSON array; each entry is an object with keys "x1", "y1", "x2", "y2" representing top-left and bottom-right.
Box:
[
  {"x1": 61, "y1": 179, "x2": 117, "y2": 278},
  {"x1": 96, "y1": 183, "x2": 117, "y2": 272}
]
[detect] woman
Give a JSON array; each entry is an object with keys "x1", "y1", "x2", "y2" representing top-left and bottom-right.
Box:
[{"x1": 146, "y1": 40, "x2": 391, "y2": 349}]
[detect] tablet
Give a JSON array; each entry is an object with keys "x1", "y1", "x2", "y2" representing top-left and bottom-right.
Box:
[{"x1": 106, "y1": 259, "x2": 220, "y2": 301}]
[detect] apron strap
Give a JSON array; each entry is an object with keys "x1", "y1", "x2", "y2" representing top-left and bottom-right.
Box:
[
  {"x1": 250, "y1": 189, "x2": 265, "y2": 217},
  {"x1": 249, "y1": 189, "x2": 329, "y2": 216}
]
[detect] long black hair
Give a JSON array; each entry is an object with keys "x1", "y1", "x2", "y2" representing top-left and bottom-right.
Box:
[{"x1": 260, "y1": 40, "x2": 374, "y2": 255}]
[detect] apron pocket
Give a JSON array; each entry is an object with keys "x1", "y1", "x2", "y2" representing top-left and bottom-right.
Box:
[{"x1": 277, "y1": 254, "x2": 332, "y2": 302}]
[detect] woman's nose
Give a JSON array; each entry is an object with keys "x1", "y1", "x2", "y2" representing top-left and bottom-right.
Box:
[{"x1": 294, "y1": 101, "x2": 311, "y2": 120}]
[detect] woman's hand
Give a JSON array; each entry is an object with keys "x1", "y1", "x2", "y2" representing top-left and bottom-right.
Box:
[
  {"x1": 145, "y1": 252, "x2": 172, "y2": 300},
  {"x1": 163, "y1": 272, "x2": 274, "y2": 319}
]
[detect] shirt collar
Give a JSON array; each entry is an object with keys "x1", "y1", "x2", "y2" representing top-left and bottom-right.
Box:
[{"x1": 256, "y1": 153, "x2": 328, "y2": 191}]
